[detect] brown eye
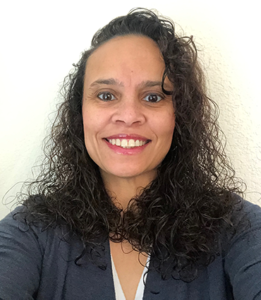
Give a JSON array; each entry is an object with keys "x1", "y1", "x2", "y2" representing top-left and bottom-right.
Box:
[
  {"x1": 97, "y1": 92, "x2": 116, "y2": 101},
  {"x1": 144, "y1": 94, "x2": 163, "y2": 103}
]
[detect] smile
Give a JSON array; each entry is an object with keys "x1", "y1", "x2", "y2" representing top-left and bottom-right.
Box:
[{"x1": 107, "y1": 139, "x2": 147, "y2": 148}]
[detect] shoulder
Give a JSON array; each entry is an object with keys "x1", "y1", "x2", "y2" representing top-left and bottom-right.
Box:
[
  {"x1": 222, "y1": 196, "x2": 261, "y2": 299},
  {"x1": 222, "y1": 196, "x2": 261, "y2": 252},
  {"x1": 232, "y1": 196, "x2": 261, "y2": 224},
  {"x1": 0, "y1": 204, "x2": 86, "y2": 258},
  {"x1": 0, "y1": 206, "x2": 47, "y2": 296},
  {"x1": 0, "y1": 205, "x2": 49, "y2": 254},
  {"x1": 0, "y1": 206, "x2": 87, "y2": 298},
  {"x1": 227, "y1": 196, "x2": 261, "y2": 243},
  {"x1": 0, "y1": 203, "x2": 81, "y2": 243}
]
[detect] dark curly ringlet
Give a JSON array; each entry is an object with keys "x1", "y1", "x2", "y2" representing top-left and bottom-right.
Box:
[{"x1": 17, "y1": 8, "x2": 245, "y2": 281}]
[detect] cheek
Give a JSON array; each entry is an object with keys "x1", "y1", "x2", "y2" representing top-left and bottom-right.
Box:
[
  {"x1": 170, "y1": 116, "x2": 176, "y2": 135},
  {"x1": 82, "y1": 105, "x2": 98, "y2": 133},
  {"x1": 82, "y1": 107, "x2": 107, "y2": 151},
  {"x1": 82, "y1": 109, "x2": 96, "y2": 148},
  {"x1": 159, "y1": 112, "x2": 175, "y2": 138}
]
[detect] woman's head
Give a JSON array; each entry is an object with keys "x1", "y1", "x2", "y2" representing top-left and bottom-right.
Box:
[
  {"x1": 64, "y1": 8, "x2": 207, "y2": 174},
  {"x1": 82, "y1": 34, "x2": 175, "y2": 184}
]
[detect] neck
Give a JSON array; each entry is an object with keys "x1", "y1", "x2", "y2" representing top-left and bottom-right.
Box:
[{"x1": 100, "y1": 171, "x2": 156, "y2": 210}]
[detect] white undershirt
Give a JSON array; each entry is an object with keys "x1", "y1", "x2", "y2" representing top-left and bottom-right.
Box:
[{"x1": 111, "y1": 255, "x2": 150, "y2": 300}]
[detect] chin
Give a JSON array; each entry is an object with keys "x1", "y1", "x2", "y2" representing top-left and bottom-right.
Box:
[
  {"x1": 105, "y1": 166, "x2": 157, "y2": 181},
  {"x1": 111, "y1": 170, "x2": 144, "y2": 179}
]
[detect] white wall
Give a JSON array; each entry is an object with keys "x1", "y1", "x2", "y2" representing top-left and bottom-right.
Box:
[{"x1": 1, "y1": 0, "x2": 260, "y2": 219}]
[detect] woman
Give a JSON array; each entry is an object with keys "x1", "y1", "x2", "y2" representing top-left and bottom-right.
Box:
[{"x1": 0, "y1": 8, "x2": 261, "y2": 300}]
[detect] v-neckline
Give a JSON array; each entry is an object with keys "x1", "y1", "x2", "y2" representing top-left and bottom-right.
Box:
[{"x1": 110, "y1": 254, "x2": 150, "y2": 300}]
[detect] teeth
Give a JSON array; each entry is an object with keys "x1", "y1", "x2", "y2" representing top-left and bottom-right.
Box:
[
  {"x1": 129, "y1": 139, "x2": 135, "y2": 147},
  {"x1": 121, "y1": 139, "x2": 128, "y2": 148},
  {"x1": 108, "y1": 139, "x2": 147, "y2": 148}
]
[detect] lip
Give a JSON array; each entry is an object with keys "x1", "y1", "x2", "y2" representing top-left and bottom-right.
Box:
[
  {"x1": 105, "y1": 134, "x2": 150, "y2": 141},
  {"x1": 104, "y1": 138, "x2": 151, "y2": 155}
]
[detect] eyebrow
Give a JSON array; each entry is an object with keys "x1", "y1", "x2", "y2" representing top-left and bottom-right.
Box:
[
  {"x1": 89, "y1": 78, "x2": 124, "y2": 88},
  {"x1": 89, "y1": 78, "x2": 172, "y2": 90}
]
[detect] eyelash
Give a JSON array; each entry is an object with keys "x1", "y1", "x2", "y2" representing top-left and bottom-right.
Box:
[
  {"x1": 144, "y1": 94, "x2": 164, "y2": 103},
  {"x1": 97, "y1": 92, "x2": 165, "y2": 103},
  {"x1": 97, "y1": 92, "x2": 116, "y2": 101}
]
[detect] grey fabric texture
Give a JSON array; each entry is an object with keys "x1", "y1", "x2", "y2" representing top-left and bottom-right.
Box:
[{"x1": 0, "y1": 198, "x2": 261, "y2": 300}]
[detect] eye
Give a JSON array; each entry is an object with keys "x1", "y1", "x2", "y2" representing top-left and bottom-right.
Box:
[
  {"x1": 144, "y1": 94, "x2": 163, "y2": 103},
  {"x1": 97, "y1": 92, "x2": 116, "y2": 101}
]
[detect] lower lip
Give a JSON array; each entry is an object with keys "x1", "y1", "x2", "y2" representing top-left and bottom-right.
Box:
[{"x1": 104, "y1": 139, "x2": 150, "y2": 155}]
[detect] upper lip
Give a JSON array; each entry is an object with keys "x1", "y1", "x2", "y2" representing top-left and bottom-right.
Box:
[{"x1": 104, "y1": 134, "x2": 150, "y2": 141}]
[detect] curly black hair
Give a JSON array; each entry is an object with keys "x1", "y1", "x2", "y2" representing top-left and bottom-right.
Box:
[{"x1": 17, "y1": 8, "x2": 244, "y2": 281}]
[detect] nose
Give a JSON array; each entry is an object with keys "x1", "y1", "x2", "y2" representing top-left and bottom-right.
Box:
[{"x1": 112, "y1": 97, "x2": 146, "y2": 126}]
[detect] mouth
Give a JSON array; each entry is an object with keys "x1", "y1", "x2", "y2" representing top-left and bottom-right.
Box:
[{"x1": 104, "y1": 138, "x2": 151, "y2": 148}]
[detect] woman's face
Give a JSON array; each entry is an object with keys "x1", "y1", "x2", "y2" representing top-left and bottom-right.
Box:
[{"x1": 82, "y1": 35, "x2": 175, "y2": 183}]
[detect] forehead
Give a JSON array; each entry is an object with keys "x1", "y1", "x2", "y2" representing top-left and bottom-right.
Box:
[{"x1": 84, "y1": 35, "x2": 166, "y2": 85}]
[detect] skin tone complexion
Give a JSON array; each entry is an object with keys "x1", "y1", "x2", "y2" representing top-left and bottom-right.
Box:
[{"x1": 82, "y1": 35, "x2": 175, "y2": 208}]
